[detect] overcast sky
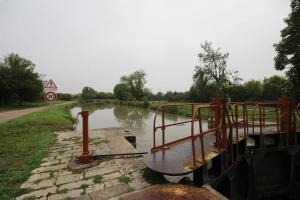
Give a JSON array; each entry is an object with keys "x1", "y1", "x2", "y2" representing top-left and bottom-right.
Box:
[{"x1": 0, "y1": 0, "x2": 291, "y2": 94}]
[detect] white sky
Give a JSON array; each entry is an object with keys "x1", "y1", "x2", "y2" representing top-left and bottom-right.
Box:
[{"x1": 0, "y1": 0, "x2": 291, "y2": 94}]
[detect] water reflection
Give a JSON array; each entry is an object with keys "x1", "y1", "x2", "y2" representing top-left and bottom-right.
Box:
[
  {"x1": 113, "y1": 106, "x2": 150, "y2": 131},
  {"x1": 72, "y1": 104, "x2": 193, "y2": 151},
  {"x1": 80, "y1": 103, "x2": 114, "y2": 114}
]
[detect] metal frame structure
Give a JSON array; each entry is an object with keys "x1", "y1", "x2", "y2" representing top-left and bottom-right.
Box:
[{"x1": 147, "y1": 97, "x2": 299, "y2": 174}]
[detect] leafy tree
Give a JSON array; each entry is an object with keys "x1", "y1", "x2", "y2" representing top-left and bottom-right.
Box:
[
  {"x1": 57, "y1": 93, "x2": 72, "y2": 101},
  {"x1": 243, "y1": 80, "x2": 262, "y2": 101},
  {"x1": 153, "y1": 92, "x2": 164, "y2": 101},
  {"x1": 163, "y1": 91, "x2": 188, "y2": 102},
  {"x1": 81, "y1": 86, "x2": 97, "y2": 100},
  {"x1": 189, "y1": 41, "x2": 240, "y2": 102},
  {"x1": 226, "y1": 84, "x2": 247, "y2": 102},
  {"x1": 0, "y1": 53, "x2": 43, "y2": 106},
  {"x1": 274, "y1": 0, "x2": 300, "y2": 101},
  {"x1": 96, "y1": 92, "x2": 115, "y2": 99},
  {"x1": 143, "y1": 88, "x2": 153, "y2": 101},
  {"x1": 261, "y1": 75, "x2": 288, "y2": 101},
  {"x1": 113, "y1": 83, "x2": 131, "y2": 100},
  {"x1": 0, "y1": 64, "x2": 11, "y2": 105},
  {"x1": 120, "y1": 70, "x2": 147, "y2": 101},
  {"x1": 193, "y1": 41, "x2": 241, "y2": 100},
  {"x1": 188, "y1": 84, "x2": 214, "y2": 102}
]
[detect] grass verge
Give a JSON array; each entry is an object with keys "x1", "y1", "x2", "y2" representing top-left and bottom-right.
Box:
[{"x1": 0, "y1": 104, "x2": 75, "y2": 199}]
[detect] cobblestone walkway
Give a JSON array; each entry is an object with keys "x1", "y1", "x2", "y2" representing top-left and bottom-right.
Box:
[{"x1": 16, "y1": 129, "x2": 151, "y2": 200}]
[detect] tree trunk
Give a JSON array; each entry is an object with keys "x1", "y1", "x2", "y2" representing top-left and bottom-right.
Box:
[{"x1": 19, "y1": 94, "x2": 23, "y2": 106}]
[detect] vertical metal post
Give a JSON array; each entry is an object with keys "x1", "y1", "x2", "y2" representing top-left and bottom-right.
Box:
[
  {"x1": 235, "y1": 104, "x2": 239, "y2": 142},
  {"x1": 259, "y1": 104, "x2": 264, "y2": 147},
  {"x1": 211, "y1": 96, "x2": 228, "y2": 168},
  {"x1": 259, "y1": 104, "x2": 262, "y2": 135},
  {"x1": 279, "y1": 98, "x2": 294, "y2": 145},
  {"x1": 211, "y1": 97, "x2": 222, "y2": 151},
  {"x1": 81, "y1": 111, "x2": 90, "y2": 156},
  {"x1": 77, "y1": 110, "x2": 93, "y2": 164},
  {"x1": 191, "y1": 105, "x2": 196, "y2": 167},
  {"x1": 234, "y1": 104, "x2": 239, "y2": 159},
  {"x1": 162, "y1": 107, "x2": 165, "y2": 146},
  {"x1": 262, "y1": 105, "x2": 266, "y2": 127},
  {"x1": 276, "y1": 106, "x2": 280, "y2": 133},
  {"x1": 198, "y1": 108, "x2": 205, "y2": 162}
]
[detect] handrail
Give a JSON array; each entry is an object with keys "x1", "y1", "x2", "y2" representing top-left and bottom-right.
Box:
[
  {"x1": 227, "y1": 103, "x2": 248, "y2": 146},
  {"x1": 250, "y1": 102, "x2": 280, "y2": 135},
  {"x1": 191, "y1": 104, "x2": 222, "y2": 166},
  {"x1": 152, "y1": 103, "x2": 203, "y2": 150},
  {"x1": 150, "y1": 98, "x2": 297, "y2": 170}
]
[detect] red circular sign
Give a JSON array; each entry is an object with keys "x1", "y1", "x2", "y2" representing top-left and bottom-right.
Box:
[{"x1": 44, "y1": 92, "x2": 57, "y2": 101}]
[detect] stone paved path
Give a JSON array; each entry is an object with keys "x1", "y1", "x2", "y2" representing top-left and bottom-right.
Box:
[{"x1": 16, "y1": 128, "x2": 151, "y2": 200}]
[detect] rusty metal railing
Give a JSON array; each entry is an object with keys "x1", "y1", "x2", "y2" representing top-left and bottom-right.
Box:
[
  {"x1": 150, "y1": 97, "x2": 299, "y2": 170},
  {"x1": 190, "y1": 104, "x2": 223, "y2": 166},
  {"x1": 228, "y1": 103, "x2": 248, "y2": 142},
  {"x1": 152, "y1": 103, "x2": 204, "y2": 152},
  {"x1": 249, "y1": 102, "x2": 280, "y2": 135}
]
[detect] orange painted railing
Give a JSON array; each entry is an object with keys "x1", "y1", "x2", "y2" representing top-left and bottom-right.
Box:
[{"x1": 151, "y1": 97, "x2": 299, "y2": 168}]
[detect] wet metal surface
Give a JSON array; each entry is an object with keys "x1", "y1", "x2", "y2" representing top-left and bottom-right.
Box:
[
  {"x1": 120, "y1": 184, "x2": 220, "y2": 200},
  {"x1": 144, "y1": 136, "x2": 218, "y2": 175}
]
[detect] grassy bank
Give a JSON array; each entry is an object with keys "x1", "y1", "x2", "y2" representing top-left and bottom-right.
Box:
[{"x1": 0, "y1": 104, "x2": 75, "y2": 200}]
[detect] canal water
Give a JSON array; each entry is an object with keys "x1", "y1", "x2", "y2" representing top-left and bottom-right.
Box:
[{"x1": 71, "y1": 103, "x2": 208, "y2": 152}]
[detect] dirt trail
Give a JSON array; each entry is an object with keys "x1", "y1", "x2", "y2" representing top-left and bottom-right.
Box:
[{"x1": 0, "y1": 102, "x2": 73, "y2": 124}]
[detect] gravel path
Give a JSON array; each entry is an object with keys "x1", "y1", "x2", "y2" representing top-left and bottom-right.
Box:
[{"x1": 0, "y1": 102, "x2": 72, "y2": 124}]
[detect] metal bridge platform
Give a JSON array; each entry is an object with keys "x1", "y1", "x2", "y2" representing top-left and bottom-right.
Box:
[
  {"x1": 144, "y1": 137, "x2": 220, "y2": 175},
  {"x1": 144, "y1": 97, "x2": 300, "y2": 197}
]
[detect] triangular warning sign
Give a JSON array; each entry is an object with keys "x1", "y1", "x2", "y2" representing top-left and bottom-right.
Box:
[{"x1": 44, "y1": 79, "x2": 57, "y2": 89}]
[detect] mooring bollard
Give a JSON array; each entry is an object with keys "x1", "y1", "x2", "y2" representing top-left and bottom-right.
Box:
[{"x1": 76, "y1": 110, "x2": 94, "y2": 164}]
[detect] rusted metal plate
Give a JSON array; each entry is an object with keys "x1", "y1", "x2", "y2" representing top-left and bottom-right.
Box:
[
  {"x1": 144, "y1": 148, "x2": 197, "y2": 175},
  {"x1": 119, "y1": 184, "x2": 220, "y2": 200},
  {"x1": 144, "y1": 136, "x2": 219, "y2": 175}
]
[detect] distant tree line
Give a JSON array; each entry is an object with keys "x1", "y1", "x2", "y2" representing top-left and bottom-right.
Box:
[
  {"x1": 188, "y1": 75, "x2": 288, "y2": 102},
  {"x1": 81, "y1": 86, "x2": 115, "y2": 101},
  {"x1": 0, "y1": 53, "x2": 44, "y2": 106},
  {"x1": 146, "y1": 75, "x2": 287, "y2": 103},
  {"x1": 57, "y1": 93, "x2": 72, "y2": 101},
  {"x1": 81, "y1": 72, "x2": 290, "y2": 103}
]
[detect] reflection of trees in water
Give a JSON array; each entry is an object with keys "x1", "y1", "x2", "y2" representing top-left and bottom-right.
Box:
[
  {"x1": 81, "y1": 103, "x2": 114, "y2": 115},
  {"x1": 162, "y1": 112, "x2": 180, "y2": 122},
  {"x1": 113, "y1": 106, "x2": 150, "y2": 131}
]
